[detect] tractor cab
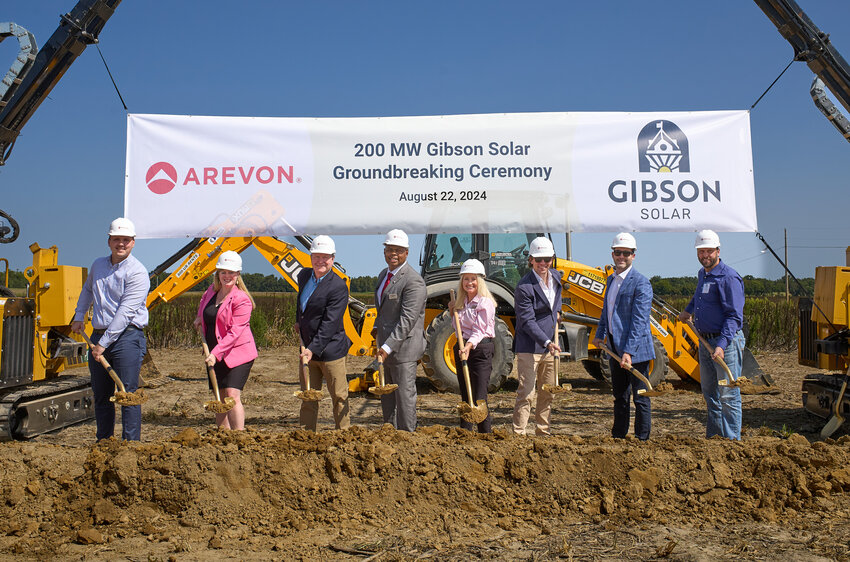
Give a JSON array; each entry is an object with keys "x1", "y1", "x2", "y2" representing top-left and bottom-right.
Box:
[{"x1": 420, "y1": 232, "x2": 544, "y2": 311}]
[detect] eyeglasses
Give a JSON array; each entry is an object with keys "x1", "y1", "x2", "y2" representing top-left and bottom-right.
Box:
[
  {"x1": 533, "y1": 257, "x2": 553, "y2": 263},
  {"x1": 612, "y1": 250, "x2": 633, "y2": 257}
]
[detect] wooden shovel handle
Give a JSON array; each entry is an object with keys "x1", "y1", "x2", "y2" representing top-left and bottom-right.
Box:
[
  {"x1": 599, "y1": 344, "x2": 655, "y2": 392},
  {"x1": 80, "y1": 331, "x2": 127, "y2": 393},
  {"x1": 450, "y1": 290, "x2": 475, "y2": 408},
  {"x1": 201, "y1": 340, "x2": 223, "y2": 402},
  {"x1": 686, "y1": 320, "x2": 735, "y2": 384}
]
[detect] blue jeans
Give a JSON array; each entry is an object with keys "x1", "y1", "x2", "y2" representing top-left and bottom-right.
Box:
[
  {"x1": 90, "y1": 327, "x2": 146, "y2": 441},
  {"x1": 609, "y1": 357, "x2": 652, "y2": 440},
  {"x1": 699, "y1": 330, "x2": 744, "y2": 440}
]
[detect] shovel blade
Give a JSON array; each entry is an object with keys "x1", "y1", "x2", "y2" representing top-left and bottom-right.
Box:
[
  {"x1": 368, "y1": 384, "x2": 398, "y2": 396},
  {"x1": 458, "y1": 400, "x2": 489, "y2": 424},
  {"x1": 820, "y1": 413, "x2": 846, "y2": 439},
  {"x1": 204, "y1": 396, "x2": 236, "y2": 413}
]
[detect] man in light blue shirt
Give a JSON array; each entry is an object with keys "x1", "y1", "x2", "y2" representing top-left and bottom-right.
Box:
[{"x1": 72, "y1": 218, "x2": 149, "y2": 441}]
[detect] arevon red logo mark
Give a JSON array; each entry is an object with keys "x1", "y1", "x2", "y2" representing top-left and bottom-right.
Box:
[{"x1": 146, "y1": 162, "x2": 178, "y2": 195}]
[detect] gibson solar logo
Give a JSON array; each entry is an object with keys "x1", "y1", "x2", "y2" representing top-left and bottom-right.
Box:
[
  {"x1": 145, "y1": 161, "x2": 297, "y2": 195},
  {"x1": 638, "y1": 120, "x2": 689, "y2": 172},
  {"x1": 607, "y1": 120, "x2": 720, "y2": 221}
]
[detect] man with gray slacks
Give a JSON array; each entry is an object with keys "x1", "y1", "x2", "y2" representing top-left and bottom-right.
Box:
[{"x1": 375, "y1": 229, "x2": 427, "y2": 432}]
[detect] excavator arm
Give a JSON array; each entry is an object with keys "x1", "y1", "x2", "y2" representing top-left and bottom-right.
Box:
[
  {"x1": 0, "y1": 0, "x2": 122, "y2": 241},
  {"x1": 147, "y1": 236, "x2": 376, "y2": 357},
  {"x1": 754, "y1": 0, "x2": 850, "y2": 141}
]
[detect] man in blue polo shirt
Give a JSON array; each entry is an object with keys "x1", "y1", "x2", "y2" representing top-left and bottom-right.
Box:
[{"x1": 678, "y1": 230, "x2": 746, "y2": 440}]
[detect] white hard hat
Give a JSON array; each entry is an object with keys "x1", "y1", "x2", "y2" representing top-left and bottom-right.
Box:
[
  {"x1": 459, "y1": 258, "x2": 486, "y2": 277},
  {"x1": 611, "y1": 232, "x2": 637, "y2": 250},
  {"x1": 384, "y1": 229, "x2": 409, "y2": 248},
  {"x1": 108, "y1": 217, "x2": 136, "y2": 237},
  {"x1": 310, "y1": 235, "x2": 336, "y2": 255},
  {"x1": 695, "y1": 229, "x2": 721, "y2": 249},
  {"x1": 529, "y1": 236, "x2": 555, "y2": 258},
  {"x1": 216, "y1": 250, "x2": 242, "y2": 272}
]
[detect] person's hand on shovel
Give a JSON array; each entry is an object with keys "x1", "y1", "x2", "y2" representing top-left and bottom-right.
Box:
[
  {"x1": 546, "y1": 340, "x2": 561, "y2": 357},
  {"x1": 300, "y1": 347, "x2": 313, "y2": 363}
]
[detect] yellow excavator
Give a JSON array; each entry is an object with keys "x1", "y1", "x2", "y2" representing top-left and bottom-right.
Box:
[
  {"x1": 147, "y1": 233, "x2": 772, "y2": 395},
  {"x1": 0, "y1": 0, "x2": 122, "y2": 439}
]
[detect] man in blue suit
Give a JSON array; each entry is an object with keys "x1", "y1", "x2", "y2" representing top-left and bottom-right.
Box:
[
  {"x1": 592, "y1": 232, "x2": 656, "y2": 441},
  {"x1": 512, "y1": 237, "x2": 562, "y2": 435},
  {"x1": 295, "y1": 235, "x2": 352, "y2": 431}
]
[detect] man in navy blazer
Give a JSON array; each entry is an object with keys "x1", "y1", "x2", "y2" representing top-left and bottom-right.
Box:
[
  {"x1": 592, "y1": 232, "x2": 656, "y2": 441},
  {"x1": 512, "y1": 237, "x2": 563, "y2": 435},
  {"x1": 295, "y1": 235, "x2": 352, "y2": 431}
]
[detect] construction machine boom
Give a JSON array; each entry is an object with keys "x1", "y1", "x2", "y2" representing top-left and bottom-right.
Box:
[
  {"x1": 754, "y1": 0, "x2": 850, "y2": 141},
  {"x1": 755, "y1": 0, "x2": 850, "y2": 434}
]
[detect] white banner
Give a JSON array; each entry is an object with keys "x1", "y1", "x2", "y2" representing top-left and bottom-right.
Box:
[{"x1": 125, "y1": 111, "x2": 757, "y2": 237}]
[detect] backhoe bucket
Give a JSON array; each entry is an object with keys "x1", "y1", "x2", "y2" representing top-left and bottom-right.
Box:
[{"x1": 742, "y1": 349, "x2": 774, "y2": 386}]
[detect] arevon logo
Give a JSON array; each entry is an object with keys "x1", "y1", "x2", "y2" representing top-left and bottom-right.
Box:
[
  {"x1": 637, "y1": 121, "x2": 690, "y2": 173},
  {"x1": 144, "y1": 161, "x2": 297, "y2": 195},
  {"x1": 146, "y1": 162, "x2": 178, "y2": 194}
]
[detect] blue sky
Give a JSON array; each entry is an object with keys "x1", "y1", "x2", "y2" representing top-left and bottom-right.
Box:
[{"x1": 2, "y1": 0, "x2": 849, "y2": 283}]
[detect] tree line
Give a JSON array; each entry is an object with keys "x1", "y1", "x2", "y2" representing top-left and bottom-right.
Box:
[{"x1": 4, "y1": 268, "x2": 815, "y2": 298}]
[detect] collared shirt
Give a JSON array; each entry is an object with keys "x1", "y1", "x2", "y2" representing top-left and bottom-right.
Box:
[
  {"x1": 532, "y1": 269, "x2": 558, "y2": 311},
  {"x1": 457, "y1": 294, "x2": 496, "y2": 348},
  {"x1": 73, "y1": 253, "x2": 149, "y2": 349},
  {"x1": 299, "y1": 269, "x2": 331, "y2": 312},
  {"x1": 684, "y1": 259, "x2": 744, "y2": 350},
  {"x1": 379, "y1": 260, "x2": 408, "y2": 355},
  {"x1": 605, "y1": 265, "x2": 632, "y2": 336},
  {"x1": 377, "y1": 261, "x2": 407, "y2": 306}
]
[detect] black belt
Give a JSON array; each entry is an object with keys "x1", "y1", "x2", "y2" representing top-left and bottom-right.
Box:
[
  {"x1": 91, "y1": 325, "x2": 141, "y2": 336},
  {"x1": 700, "y1": 331, "x2": 720, "y2": 339}
]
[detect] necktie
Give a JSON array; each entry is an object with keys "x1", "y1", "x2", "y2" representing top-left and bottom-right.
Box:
[{"x1": 380, "y1": 272, "x2": 393, "y2": 301}]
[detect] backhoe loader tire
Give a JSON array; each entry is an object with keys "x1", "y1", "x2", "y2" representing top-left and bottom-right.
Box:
[
  {"x1": 582, "y1": 336, "x2": 668, "y2": 387},
  {"x1": 422, "y1": 310, "x2": 513, "y2": 393}
]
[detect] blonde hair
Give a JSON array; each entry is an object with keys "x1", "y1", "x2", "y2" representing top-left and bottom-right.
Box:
[
  {"x1": 455, "y1": 274, "x2": 496, "y2": 310},
  {"x1": 213, "y1": 270, "x2": 255, "y2": 308}
]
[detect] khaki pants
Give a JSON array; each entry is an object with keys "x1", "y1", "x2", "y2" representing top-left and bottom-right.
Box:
[
  {"x1": 512, "y1": 352, "x2": 556, "y2": 435},
  {"x1": 299, "y1": 356, "x2": 350, "y2": 431}
]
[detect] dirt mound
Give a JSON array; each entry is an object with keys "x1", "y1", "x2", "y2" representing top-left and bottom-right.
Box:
[{"x1": 2, "y1": 426, "x2": 850, "y2": 559}]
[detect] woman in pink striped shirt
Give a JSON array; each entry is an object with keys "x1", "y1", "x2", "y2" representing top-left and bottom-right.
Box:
[{"x1": 450, "y1": 259, "x2": 496, "y2": 433}]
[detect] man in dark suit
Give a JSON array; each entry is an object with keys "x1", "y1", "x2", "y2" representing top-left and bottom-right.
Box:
[
  {"x1": 295, "y1": 235, "x2": 352, "y2": 431},
  {"x1": 375, "y1": 229, "x2": 427, "y2": 432},
  {"x1": 512, "y1": 237, "x2": 562, "y2": 435},
  {"x1": 592, "y1": 232, "x2": 656, "y2": 440}
]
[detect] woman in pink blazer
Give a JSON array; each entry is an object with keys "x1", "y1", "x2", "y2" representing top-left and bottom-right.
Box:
[{"x1": 193, "y1": 251, "x2": 258, "y2": 429}]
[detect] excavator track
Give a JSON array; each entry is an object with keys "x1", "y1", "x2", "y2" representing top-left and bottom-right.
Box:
[
  {"x1": 0, "y1": 375, "x2": 94, "y2": 441},
  {"x1": 803, "y1": 373, "x2": 850, "y2": 422}
]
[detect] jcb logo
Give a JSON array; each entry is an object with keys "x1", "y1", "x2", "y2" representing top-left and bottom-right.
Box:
[
  {"x1": 280, "y1": 253, "x2": 303, "y2": 286},
  {"x1": 567, "y1": 271, "x2": 605, "y2": 295}
]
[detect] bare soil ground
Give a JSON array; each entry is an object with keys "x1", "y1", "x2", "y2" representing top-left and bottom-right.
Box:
[{"x1": 1, "y1": 349, "x2": 850, "y2": 560}]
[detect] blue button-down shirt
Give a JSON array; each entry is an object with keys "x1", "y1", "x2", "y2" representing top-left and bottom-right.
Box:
[
  {"x1": 684, "y1": 259, "x2": 744, "y2": 350},
  {"x1": 73, "y1": 253, "x2": 150, "y2": 349},
  {"x1": 299, "y1": 269, "x2": 331, "y2": 312}
]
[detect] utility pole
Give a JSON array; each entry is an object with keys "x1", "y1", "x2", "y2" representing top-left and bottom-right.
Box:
[
  {"x1": 785, "y1": 228, "x2": 789, "y2": 302},
  {"x1": 565, "y1": 232, "x2": 572, "y2": 261}
]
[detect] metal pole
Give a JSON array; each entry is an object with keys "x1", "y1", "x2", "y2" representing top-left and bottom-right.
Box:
[
  {"x1": 785, "y1": 228, "x2": 789, "y2": 302},
  {"x1": 565, "y1": 232, "x2": 572, "y2": 261}
]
